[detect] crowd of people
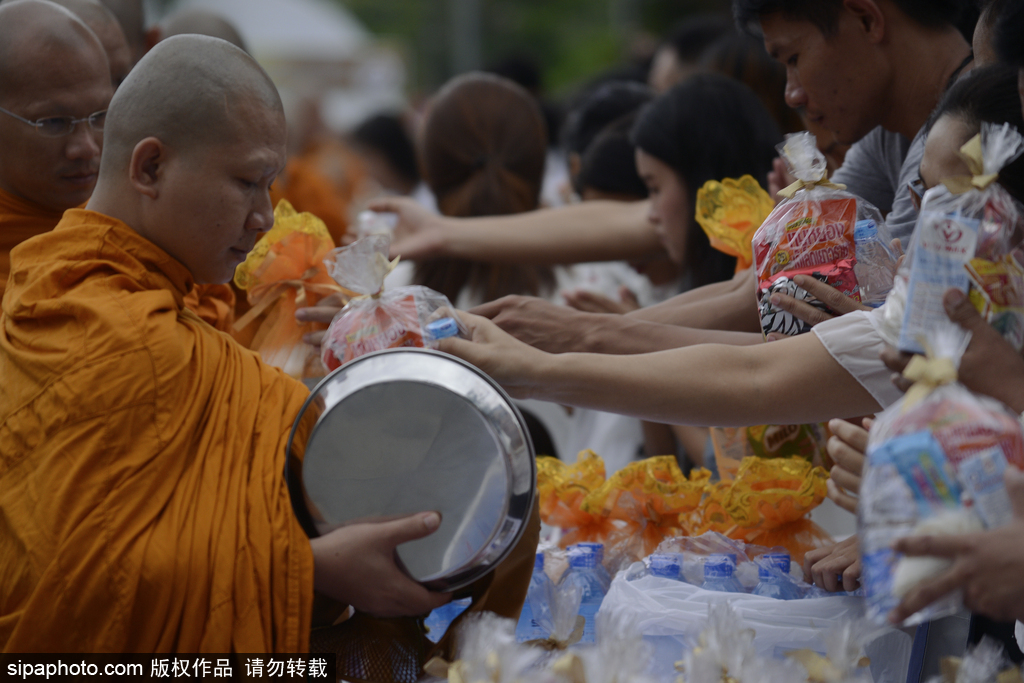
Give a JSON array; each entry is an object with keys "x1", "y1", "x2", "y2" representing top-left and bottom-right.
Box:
[{"x1": 2, "y1": 0, "x2": 1024, "y2": 674}]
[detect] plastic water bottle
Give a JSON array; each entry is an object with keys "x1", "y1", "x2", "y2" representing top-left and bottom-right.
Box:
[
  {"x1": 562, "y1": 547, "x2": 608, "y2": 643},
  {"x1": 573, "y1": 542, "x2": 612, "y2": 590},
  {"x1": 752, "y1": 552, "x2": 800, "y2": 600},
  {"x1": 423, "y1": 597, "x2": 472, "y2": 643},
  {"x1": 648, "y1": 554, "x2": 684, "y2": 581},
  {"x1": 700, "y1": 554, "x2": 745, "y2": 593},
  {"x1": 516, "y1": 552, "x2": 552, "y2": 642},
  {"x1": 854, "y1": 219, "x2": 898, "y2": 306}
]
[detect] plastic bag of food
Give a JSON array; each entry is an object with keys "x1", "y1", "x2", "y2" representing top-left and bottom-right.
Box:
[
  {"x1": 860, "y1": 327, "x2": 1024, "y2": 626},
  {"x1": 320, "y1": 233, "x2": 468, "y2": 370},
  {"x1": 894, "y1": 123, "x2": 1024, "y2": 355},
  {"x1": 580, "y1": 456, "x2": 708, "y2": 562},
  {"x1": 233, "y1": 200, "x2": 341, "y2": 378},
  {"x1": 695, "y1": 175, "x2": 776, "y2": 272},
  {"x1": 752, "y1": 132, "x2": 894, "y2": 338}
]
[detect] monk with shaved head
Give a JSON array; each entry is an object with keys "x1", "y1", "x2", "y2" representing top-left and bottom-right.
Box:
[
  {"x1": 0, "y1": 0, "x2": 109, "y2": 301},
  {"x1": 0, "y1": 35, "x2": 464, "y2": 654},
  {"x1": 97, "y1": 0, "x2": 145, "y2": 64},
  {"x1": 44, "y1": 0, "x2": 133, "y2": 87}
]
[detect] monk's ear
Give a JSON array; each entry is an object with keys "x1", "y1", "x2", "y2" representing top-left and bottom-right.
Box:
[
  {"x1": 842, "y1": 0, "x2": 886, "y2": 43},
  {"x1": 129, "y1": 137, "x2": 166, "y2": 199}
]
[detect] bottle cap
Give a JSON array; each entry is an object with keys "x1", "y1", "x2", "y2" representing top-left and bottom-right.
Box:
[
  {"x1": 575, "y1": 542, "x2": 605, "y2": 562},
  {"x1": 426, "y1": 317, "x2": 460, "y2": 341},
  {"x1": 704, "y1": 554, "x2": 736, "y2": 579},
  {"x1": 758, "y1": 553, "x2": 791, "y2": 579},
  {"x1": 648, "y1": 554, "x2": 682, "y2": 579},
  {"x1": 568, "y1": 547, "x2": 598, "y2": 569},
  {"x1": 534, "y1": 552, "x2": 545, "y2": 570},
  {"x1": 854, "y1": 219, "x2": 878, "y2": 242}
]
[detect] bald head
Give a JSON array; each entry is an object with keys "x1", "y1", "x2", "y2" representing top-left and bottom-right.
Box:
[
  {"x1": 43, "y1": 0, "x2": 132, "y2": 87},
  {"x1": 0, "y1": 0, "x2": 111, "y2": 211},
  {"x1": 159, "y1": 9, "x2": 247, "y2": 53},
  {"x1": 90, "y1": 35, "x2": 285, "y2": 285},
  {"x1": 96, "y1": 0, "x2": 144, "y2": 63},
  {"x1": 101, "y1": 34, "x2": 280, "y2": 177}
]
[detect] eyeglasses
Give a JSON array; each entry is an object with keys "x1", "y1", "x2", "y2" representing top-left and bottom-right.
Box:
[{"x1": 0, "y1": 105, "x2": 106, "y2": 138}]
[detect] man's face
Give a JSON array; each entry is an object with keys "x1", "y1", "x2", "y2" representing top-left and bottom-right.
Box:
[
  {"x1": 148, "y1": 98, "x2": 286, "y2": 285},
  {"x1": 0, "y1": 45, "x2": 111, "y2": 211},
  {"x1": 761, "y1": 11, "x2": 889, "y2": 145}
]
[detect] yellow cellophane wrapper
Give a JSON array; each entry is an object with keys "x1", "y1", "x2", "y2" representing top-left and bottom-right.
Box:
[
  {"x1": 688, "y1": 456, "x2": 830, "y2": 564},
  {"x1": 694, "y1": 175, "x2": 775, "y2": 272},
  {"x1": 536, "y1": 451, "x2": 614, "y2": 546},
  {"x1": 580, "y1": 457, "x2": 710, "y2": 558},
  {"x1": 710, "y1": 423, "x2": 833, "y2": 482},
  {"x1": 233, "y1": 200, "x2": 341, "y2": 379}
]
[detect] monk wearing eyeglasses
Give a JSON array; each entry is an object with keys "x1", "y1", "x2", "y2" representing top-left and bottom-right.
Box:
[
  {"x1": 0, "y1": 0, "x2": 236, "y2": 330},
  {"x1": 0, "y1": 31, "x2": 538, "y2": 664}
]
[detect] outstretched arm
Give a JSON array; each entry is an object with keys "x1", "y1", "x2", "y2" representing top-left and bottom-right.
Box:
[
  {"x1": 373, "y1": 196, "x2": 662, "y2": 265},
  {"x1": 440, "y1": 313, "x2": 881, "y2": 427}
]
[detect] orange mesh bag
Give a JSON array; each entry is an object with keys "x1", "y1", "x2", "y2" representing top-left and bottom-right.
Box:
[
  {"x1": 692, "y1": 456, "x2": 831, "y2": 565},
  {"x1": 233, "y1": 200, "x2": 340, "y2": 379},
  {"x1": 694, "y1": 174, "x2": 775, "y2": 272},
  {"x1": 710, "y1": 422, "x2": 833, "y2": 482},
  {"x1": 536, "y1": 451, "x2": 614, "y2": 545},
  {"x1": 581, "y1": 457, "x2": 709, "y2": 562}
]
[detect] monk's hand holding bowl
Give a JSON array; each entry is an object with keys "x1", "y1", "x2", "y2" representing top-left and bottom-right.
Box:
[{"x1": 310, "y1": 511, "x2": 452, "y2": 618}]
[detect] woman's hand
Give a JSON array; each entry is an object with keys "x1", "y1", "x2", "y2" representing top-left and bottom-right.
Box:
[
  {"x1": 803, "y1": 535, "x2": 861, "y2": 592},
  {"x1": 764, "y1": 275, "x2": 871, "y2": 341},
  {"x1": 310, "y1": 512, "x2": 452, "y2": 617},
  {"x1": 368, "y1": 196, "x2": 450, "y2": 261},
  {"x1": 295, "y1": 291, "x2": 347, "y2": 348},
  {"x1": 825, "y1": 417, "x2": 871, "y2": 514},
  {"x1": 437, "y1": 311, "x2": 553, "y2": 398}
]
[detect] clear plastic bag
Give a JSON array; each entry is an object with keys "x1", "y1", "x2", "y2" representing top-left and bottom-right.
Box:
[
  {"x1": 320, "y1": 234, "x2": 468, "y2": 370},
  {"x1": 752, "y1": 132, "x2": 895, "y2": 338},
  {"x1": 860, "y1": 327, "x2": 1024, "y2": 626},
  {"x1": 893, "y1": 122, "x2": 1024, "y2": 355}
]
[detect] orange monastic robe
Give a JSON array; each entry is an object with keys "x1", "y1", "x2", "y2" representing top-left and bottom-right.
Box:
[
  {"x1": 0, "y1": 186, "x2": 234, "y2": 331},
  {"x1": 0, "y1": 209, "x2": 314, "y2": 652},
  {"x1": 0, "y1": 187, "x2": 64, "y2": 303}
]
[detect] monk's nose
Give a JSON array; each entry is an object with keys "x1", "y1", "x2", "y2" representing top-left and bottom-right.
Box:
[
  {"x1": 249, "y1": 192, "x2": 275, "y2": 233},
  {"x1": 64, "y1": 122, "x2": 102, "y2": 161},
  {"x1": 785, "y1": 73, "x2": 808, "y2": 110}
]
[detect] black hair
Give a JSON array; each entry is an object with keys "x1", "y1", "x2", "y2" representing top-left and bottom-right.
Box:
[
  {"x1": 994, "y1": 0, "x2": 1024, "y2": 66},
  {"x1": 733, "y1": 0, "x2": 971, "y2": 36},
  {"x1": 663, "y1": 14, "x2": 735, "y2": 63},
  {"x1": 350, "y1": 114, "x2": 420, "y2": 187},
  {"x1": 562, "y1": 81, "x2": 655, "y2": 157},
  {"x1": 631, "y1": 73, "x2": 782, "y2": 286},
  {"x1": 698, "y1": 31, "x2": 804, "y2": 134},
  {"x1": 926, "y1": 64, "x2": 1024, "y2": 204},
  {"x1": 577, "y1": 114, "x2": 649, "y2": 200}
]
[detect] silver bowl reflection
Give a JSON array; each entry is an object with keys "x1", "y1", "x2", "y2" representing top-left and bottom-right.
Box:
[{"x1": 286, "y1": 348, "x2": 536, "y2": 592}]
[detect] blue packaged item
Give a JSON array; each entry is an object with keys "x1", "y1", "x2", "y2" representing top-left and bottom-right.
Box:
[
  {"x1": 648, "y1": 554, "x2": 684, "y2": 580},
  {"x1": 573, "y1": 542, "x2": 612, "y2": 590},
  {"x1": 424, "y1": 597, "x2": 472, "y2": 643},
  {"x1": 561, "y1": 546, "x2": 608, "y2": 644},
  {"x1": 425, "y1": 316, "x2": 460, "y2": 341},
  {"x1": 752, "y1": 552, "x2": 800, "y2": 600},
  {"x1": 701, "y1": 553, "x2": 745, "y2": 593},
  {"x1": 516, "y1": 552, "x2": 553, "y2": 642}
]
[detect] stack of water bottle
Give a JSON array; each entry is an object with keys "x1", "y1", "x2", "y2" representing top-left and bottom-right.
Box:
[{"x1": 643, "y1": 551, "x2": 803, "y2": 599}]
